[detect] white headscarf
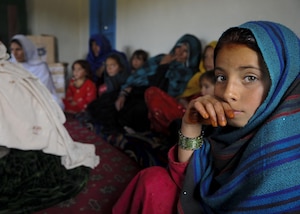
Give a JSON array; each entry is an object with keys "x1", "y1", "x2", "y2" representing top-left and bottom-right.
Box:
[{"x1": 10, "y1": 35, "x2": 64, "y2": 109}]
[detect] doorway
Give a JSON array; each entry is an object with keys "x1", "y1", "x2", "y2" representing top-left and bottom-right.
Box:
[{"x1": 89, "y1": 0, "x2": 116, "y2": 48}]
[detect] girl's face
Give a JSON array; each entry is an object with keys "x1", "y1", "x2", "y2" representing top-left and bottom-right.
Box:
[
  {"x1": 10, "y1": 42, "x2": 25, "y2": 62},
  {"x1": 72, "y1": 63, "x2": 87, "y2": 80},
  {"x1": 174, "y1": 43, "x2": 189, "y2": 63},
  {"x1": 91, "y1": 41, "x2": 100, "y2": 57},
  {"x1": 200, "y1": 78, "x2": 215, "y2": 96},
  {"x1": 203, "y1": 46, "x2": 214, "y2": 71},
  {"x1": 214, "y1": 44, "x2": 271, "y2": 127},
  {"x1": 131, "y1": 55, "x2": 144, "y2": 71},
  {"x1": 106, "y1": 58, "x2": 120, "y2": 77}
]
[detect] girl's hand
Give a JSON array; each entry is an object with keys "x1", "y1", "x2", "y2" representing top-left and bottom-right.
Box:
[
  {"x1": 179, "y1": 95, "x2": 234, "y2": 163},
  {"x1": 115, "y1": 95, "x2": 126, "y2": 111},
  {"x1": 96, "y1": 65, "x2": 105, "y2": 77},
  {"x1": 182, "y1": 95, "x2": 234, "y2": 127}
]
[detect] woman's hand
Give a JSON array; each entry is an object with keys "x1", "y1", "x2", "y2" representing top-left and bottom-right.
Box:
[{"x1": 160, "y1": 54, "x2": 176, "y2": 65}]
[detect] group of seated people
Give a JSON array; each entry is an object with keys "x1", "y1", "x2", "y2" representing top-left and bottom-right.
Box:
[
  {"x1": 64, "y1": 33, "x2": 218, "y2": 139},
  {"x1": 3, "y1": 20, "x2": 300, "y2": 213},
  {"x1": 8, "y1": 31, "x2": 218, "y2": 140}
]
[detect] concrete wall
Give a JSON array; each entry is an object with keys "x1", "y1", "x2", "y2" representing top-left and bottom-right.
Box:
[
  {"x1": 117, "y1": 0, "x2": 300, "y2": 57},
  {"x1": 26, "y1": 0, "x2": 300, "y2": 76},
  {"x1": 27, "y1": 0, "x2": 89, "y2": 71}
]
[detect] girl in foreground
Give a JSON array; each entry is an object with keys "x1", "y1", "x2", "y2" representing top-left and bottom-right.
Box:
[{"x1": 113, "y1": 21, "x2": 300, "y2": 213}]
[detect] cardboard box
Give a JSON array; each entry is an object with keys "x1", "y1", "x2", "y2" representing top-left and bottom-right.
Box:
[
  {"x1": 27, "y1": 35, "x2": 57, "y2": 63},
  {"x1": 48, "y1": 62, "x2": 68, "y2": 99}
]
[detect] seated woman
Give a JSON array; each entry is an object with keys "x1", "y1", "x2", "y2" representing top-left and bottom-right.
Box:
[
  {"x1": 9, "y1": 34, "x2": 64, "y2": 109},
  {"x1": 0, "y1": 42, "x2": 99, "y2": 213},
  {"x1": 143, "y1": 41, "x2": 217, "y2": 135},
  {"x1": 86, "y1": 33, "x2": 128, "y2": 89},
  {"x1": 178, "y1": 40, "x2": 217, "y2": 100},
  {"x1": 113, "y1": 21, "x2": 300, "y2": 213},
  {"x1": 115, "y1": 34, "x2": 202, "y2": 133}
]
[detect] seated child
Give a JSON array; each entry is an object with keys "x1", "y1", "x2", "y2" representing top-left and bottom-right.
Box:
[
  {"x1": 130, "y1": 49, "x2": 149, "y2": 73},
  {"x1": 86, "y1": 52, "x2": 131, "y2": 134},
  {"x1": 63, "y1": 59, "x2": 97, "y2": 114},
  {"x1": 199, "y1": 69, "x2": 215, "y2": 96}
]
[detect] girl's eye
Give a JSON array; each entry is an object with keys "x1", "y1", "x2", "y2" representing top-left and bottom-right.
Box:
[
  {"x1": 245, "y1": 76, "x2": 257, "y2": 82},
  {"x1": 216, "y1": 75, "x2": 226, "y2": 82}
]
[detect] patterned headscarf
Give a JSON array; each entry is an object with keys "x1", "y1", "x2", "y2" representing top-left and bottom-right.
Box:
[{"x1": 180, "y1": 21, "x2": 300, "y2": 213}]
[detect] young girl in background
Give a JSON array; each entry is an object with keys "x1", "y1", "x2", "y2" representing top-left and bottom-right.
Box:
[
  {"x1": 130, "y1": 49, "x2": 148, "y2": 73},
  {"x1": 199, "y1": 69, "x2": 215, "y2": 96},
  {"x1": 86, "y1": 52, "x2": 130, "y2": 134},
  {"x1": 63, "y1": 59, "x2": 96, "y2": 114}
]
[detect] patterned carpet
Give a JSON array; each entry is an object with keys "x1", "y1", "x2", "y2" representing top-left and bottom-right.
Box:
[{"x1": 35, "y1": 116, "x2": 141, "y2": 214}]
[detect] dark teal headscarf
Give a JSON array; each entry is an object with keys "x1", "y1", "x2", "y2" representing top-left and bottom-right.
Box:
[{"x1": 180, "y1": 21, "x2": 300, "y2": 213}]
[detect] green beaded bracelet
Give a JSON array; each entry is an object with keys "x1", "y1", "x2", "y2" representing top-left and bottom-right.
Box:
[{"x1": 178, "y1": 130, "x2": 203, "y2": 150}]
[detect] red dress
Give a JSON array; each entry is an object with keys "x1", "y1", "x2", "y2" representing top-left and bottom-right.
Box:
[
  {"x1": 63, "y1": 79, "x2": 97, "y2": 113},
  {"x1": 144, "y1": 87, "x2": 186, "y2": 134},
  {"x1": 112, "y1": 146, "x2": 188, "y2": 214},
  {"x1": 145, "y1": 87, "x2": 201, "y2": 134}
]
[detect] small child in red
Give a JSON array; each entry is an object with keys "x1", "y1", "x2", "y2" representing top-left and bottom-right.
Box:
[{"x1": 63, "y1": 60, "x2": 97, "y2": 114}]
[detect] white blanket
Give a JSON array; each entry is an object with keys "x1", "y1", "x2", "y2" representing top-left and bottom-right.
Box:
[{"x1": 0, "y1": 42, "x2": 99, "y2": 169}]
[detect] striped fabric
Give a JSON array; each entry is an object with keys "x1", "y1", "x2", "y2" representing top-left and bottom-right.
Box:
[{"x1": 181, "y1": 21, "x2": 300, "y2": 213}]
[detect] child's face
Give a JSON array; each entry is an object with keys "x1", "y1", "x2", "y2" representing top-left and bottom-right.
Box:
[
  {"x1": 131, "y1": 55, "x2": 144, "y2": 71},
  {"x1": 200, "y1": 78, "x2": 215, "y2": 96},
  {"x1": 91, "y1": 41, "x2": 100, "y2": 57},
  {"x1": 72, "y1": 63, "x2": 87, "y2": 80},
  {"x1": 214, "y1": 44, "x2": 271, "y2": 127},
  {"x1": 203, "y1": 46, "x2": 214, "y2": 71},
  {"x1": 106, "y1": 58, "x2": 120, "y2": 77},
  {"x1": 10, "y1": 42, "x2": 25, "y2": 62}
]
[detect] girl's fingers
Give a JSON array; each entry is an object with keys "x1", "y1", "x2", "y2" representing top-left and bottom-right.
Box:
[
  {"x1": 184, "y1": 95, "x2": 233, "y2": 127},
  {"x1": 222, "y1": 102, "x2": 235, "y2": 119}
]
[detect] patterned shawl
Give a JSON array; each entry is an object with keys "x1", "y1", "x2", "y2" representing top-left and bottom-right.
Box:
[
  {"x1": 121, "y1": 34, "x2": 201, "y2": 97},
  {"x1": 180, "y1": 21, "x2": 300, "y2": 213}
]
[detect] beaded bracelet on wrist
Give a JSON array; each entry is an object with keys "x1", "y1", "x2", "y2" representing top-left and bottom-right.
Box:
[{"x1": 178, "y1": 130, "x2": 204, "y2": 150}]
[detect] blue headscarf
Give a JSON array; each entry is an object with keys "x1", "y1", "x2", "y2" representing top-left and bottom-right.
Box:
[
  {"x1": 180, "y1": 21, "x2": 300, "y2": 213},
  {"x1": 86, "y1": 34, "x2": 112, "y2": 82}
]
